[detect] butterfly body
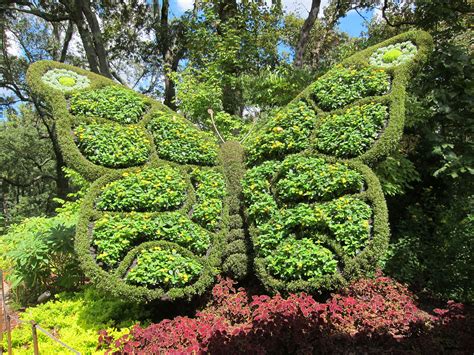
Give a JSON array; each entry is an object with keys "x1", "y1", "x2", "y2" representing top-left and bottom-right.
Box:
[{"x1": 26, "y1": 30, "x2": 432, "y2": 301}]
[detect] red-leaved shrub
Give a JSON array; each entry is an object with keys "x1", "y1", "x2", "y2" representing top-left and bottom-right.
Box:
[{"x1": 99, "y1": 274, "x2": 473, "y2": 354}]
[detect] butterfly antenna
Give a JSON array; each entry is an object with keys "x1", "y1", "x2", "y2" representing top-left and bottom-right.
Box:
[
  {"x1": 207, "y1": 108, "x2": 226, "y2": 144},
  {"x1": 240, "y1": 114, "x2": 259, "y2": 144}
]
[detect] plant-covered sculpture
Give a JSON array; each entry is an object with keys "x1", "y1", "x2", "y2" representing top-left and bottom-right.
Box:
[{"x1": 26, "y1": 30, "x2": 432, "y2": 302}]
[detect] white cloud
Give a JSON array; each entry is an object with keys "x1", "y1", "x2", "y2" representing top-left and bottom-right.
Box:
[
  {"x1": 282, "y1": 0, "x2": 330, "y2": 18},
  {"x1": 176, "y1": 0, "x2": 194, "y2": 12}
]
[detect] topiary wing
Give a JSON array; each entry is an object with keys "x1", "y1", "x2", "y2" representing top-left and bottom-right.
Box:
[
  {"x1": 242, "y1": 30, "x2": 433, "y2": 293},
  {"x1": 26, "y1": 62, "x2": 241, "y2": 302}
]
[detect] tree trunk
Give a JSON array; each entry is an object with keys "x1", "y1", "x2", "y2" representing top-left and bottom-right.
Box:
[
  {"x1": 294, "y1": 0, "x2": 322, "y2": 68},
  {"x1": 80, "y1": 0, "x2": 112, "y2": 77}
]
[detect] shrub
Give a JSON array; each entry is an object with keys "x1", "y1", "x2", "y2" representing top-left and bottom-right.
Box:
[
  {"x1": 191, "y1": 168, "x2": 226, "y2": 230},
  {"x1": 311, "y1": 65, "x2": 390, "y2": 111},
  {"x1": 2, "y1": 288, "x2": 144, "y2": 354},
  {"x1": 314, "y1": 103, "x2": 388, "y2": 158},
  {"x1": 266, "y1": 237, "x2": 338, "y2": 281},
  {"x1": 70, "y1": 86, "x2": 147, "y2": 124},
  {"x1": 242, "y1": 154, "x2": 381, "y2": 291},
  {"x1": 96, "y1": 167, "x2": 188, "y2": 212},
  {"x1": 246, "y1": 101, "x2": 317, "y2": 163},
  {"x1": 240, "y1": 31, "x2": 433, "y2": 294},
  {"x1": 93, "y1": 212, "x2": 211, "y2": 267},
  {"x1": 280, "y1": 197, "x2": 372, "y2": 255},
  {"x1": 101, "y1": 275, "x2": 472, "y2": 353},
  {"x1": 74, "y1": 122, "x2": 151, "y2": 168},
  {"x1": 126, "y1": 246, "x2": 203, "y2": 288},
  {"x1": 147, "y1": 110, "x2": 218, "y2": 165},
  {"x1": 1, "y1": 212, "x2": 83, "y2": 304},
  {"x1": 275, "y1": 156, "x2": 364, "y2": 202},
  {"x1": 27, "y1": 61, "x2": 226, "y2": 303}
]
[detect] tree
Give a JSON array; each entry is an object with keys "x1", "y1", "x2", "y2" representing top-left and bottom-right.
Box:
[{"x1": 366, "y1": 0, "x2": 473, "y2": 301}]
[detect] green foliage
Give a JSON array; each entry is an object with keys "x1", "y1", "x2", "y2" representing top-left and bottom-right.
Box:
[
  {"x1": 0, "y1": 106, "x2": 58, "y2": 223},
  {"x1": 172, "y1": 66, "x2": 223, "y2": 124},
  {"x1": 311, "y1": 65, "x2": 390, "y2": 111},
  {"x1": 184, "y1": 2, "x2": 282, "y2": 115},
  {"x1": 74, "y1": 122, "x2": 151, "y2": 168},
  {"x1": 96, "y1": 167, "x2": 187, "y2": 212},
  {"x1": 70, "y1": 86, "x2": 147, "y2": 124},
  {"x1": 266, "y1": 238, "x2": 337, "y2": 282},
  {"x1": 242, "y1": 160, "x2": 281, "y2": 223},
  {"x1": 242, "y1": 65, "x2": 313, "y2": 108},
  {"x1": 276, "y1": 156, "x2": 364, "y2": 202},
  {"x1": 314, "y1": 103, "x2": 388, "y2": 158},
  {"x1": 191, "y1": 168, "x2": 226, "y2": 230},
  {"x1": 27, "y1": 61, "x2": 228, "y2": 302},
  {"x1": 243, "y1": 152, "x2": 388, "y2": 293},
  {"x1": 2, "y1": 288, "x2": 144, "y2": 354},
  {"x1": 379, "y1": 24, "x2": 473, "y2": 301},
  {"x1": 147, "y1": 110, "x2": 218, "y2": 165},
  {"x1": 1, "y1": 212, "x2": 82, "y2": 304},
  {"x1": 93, "y1": 212, "x2": 211, "y2": 267},
  {"x1": 251, "y1": 197, "x2": 372, "y2": 260},
  {"x1": 219, "y1": 141, "x2": 249, "y2": 280},
  {"x1": 126, "y1": 246, "x2": 203, "y2": 288},
  {"x1": 315, "y1": 197, "x2": 372, "y2": 254},
  {"x1": 246, "y1": 101, "x2": 317, "y2": 163},
  {"x1": 24, "y1": 31, "x2": 431, "y2": 301},
  {"x1": 240, "y1": 31, "x2": 433, "y2": 294},
  {"x1": 375, "y1": 152, "x2": 421, "y2": 196}
]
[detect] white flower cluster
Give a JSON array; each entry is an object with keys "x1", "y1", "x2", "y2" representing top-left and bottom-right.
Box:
[
  {"x1": 41, "y1": 69, "x2": 90, "y2": 92},
  {"x1": 369, "y1": 41, "x2": 417, "y2": 68}
]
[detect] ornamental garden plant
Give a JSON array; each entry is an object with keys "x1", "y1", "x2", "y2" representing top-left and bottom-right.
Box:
[{"x1": 25, "y1": 30, "x2": 433, "y2": 303}]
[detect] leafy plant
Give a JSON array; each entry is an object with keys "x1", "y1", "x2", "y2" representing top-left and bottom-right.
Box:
[
  {"x1": 96, "y1": 167, "x2": 187, "y2": 212},
  {"x1": 246, "y1": 101, "x2": 317, "y2": 163},
  {"x1": 2, "y1": 212, "x2": 82, "y2": 304},
  {"x1": 2, "y1": 288, "x2": 144, "y2": 354},
  {"x1": 314, "y1": 103, "x2": 388, "y2": 158},
  {"x1": 93, "y1": 212, "x2": 211, "y2": 267},
  {"x1": 102, "y1": 276, "x2": 471, "y2": 353},
  {"x1": 276, "y1": 156, "x2": 364, "y2": 202},
  {"x1": 266, "y1": 237, "x2": 337, "y2": 281},
  {"x1": 70, "y1": 86, "x2": 147, "y2": 124},
  {"x1": 147, "y1": 110, "x2": 218, "y2": 165},
  {"x1": 191, "y1": 168, "x2": 226, "y2": 230},
  {"x1": 311, "y1": 65, "x2": 390, "y2": 111},
  {"x1": 281, "y1": 197, "x2": 372, "y2": 255},
  {"x1": 74, "y1": 122, "x2": 151, "y2": 167},
  {"x1": 126, "y1": 246, "x2": 203, "y2": 288}
]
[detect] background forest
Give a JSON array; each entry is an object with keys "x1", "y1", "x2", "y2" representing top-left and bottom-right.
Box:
[{"x1": 0, "y1": 0, "x2": 472, "y2": 352}]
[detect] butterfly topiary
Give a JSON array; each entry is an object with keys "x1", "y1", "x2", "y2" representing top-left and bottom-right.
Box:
[{"x1": 26, "y1": 30, "x2": 432, "y2": 302}]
